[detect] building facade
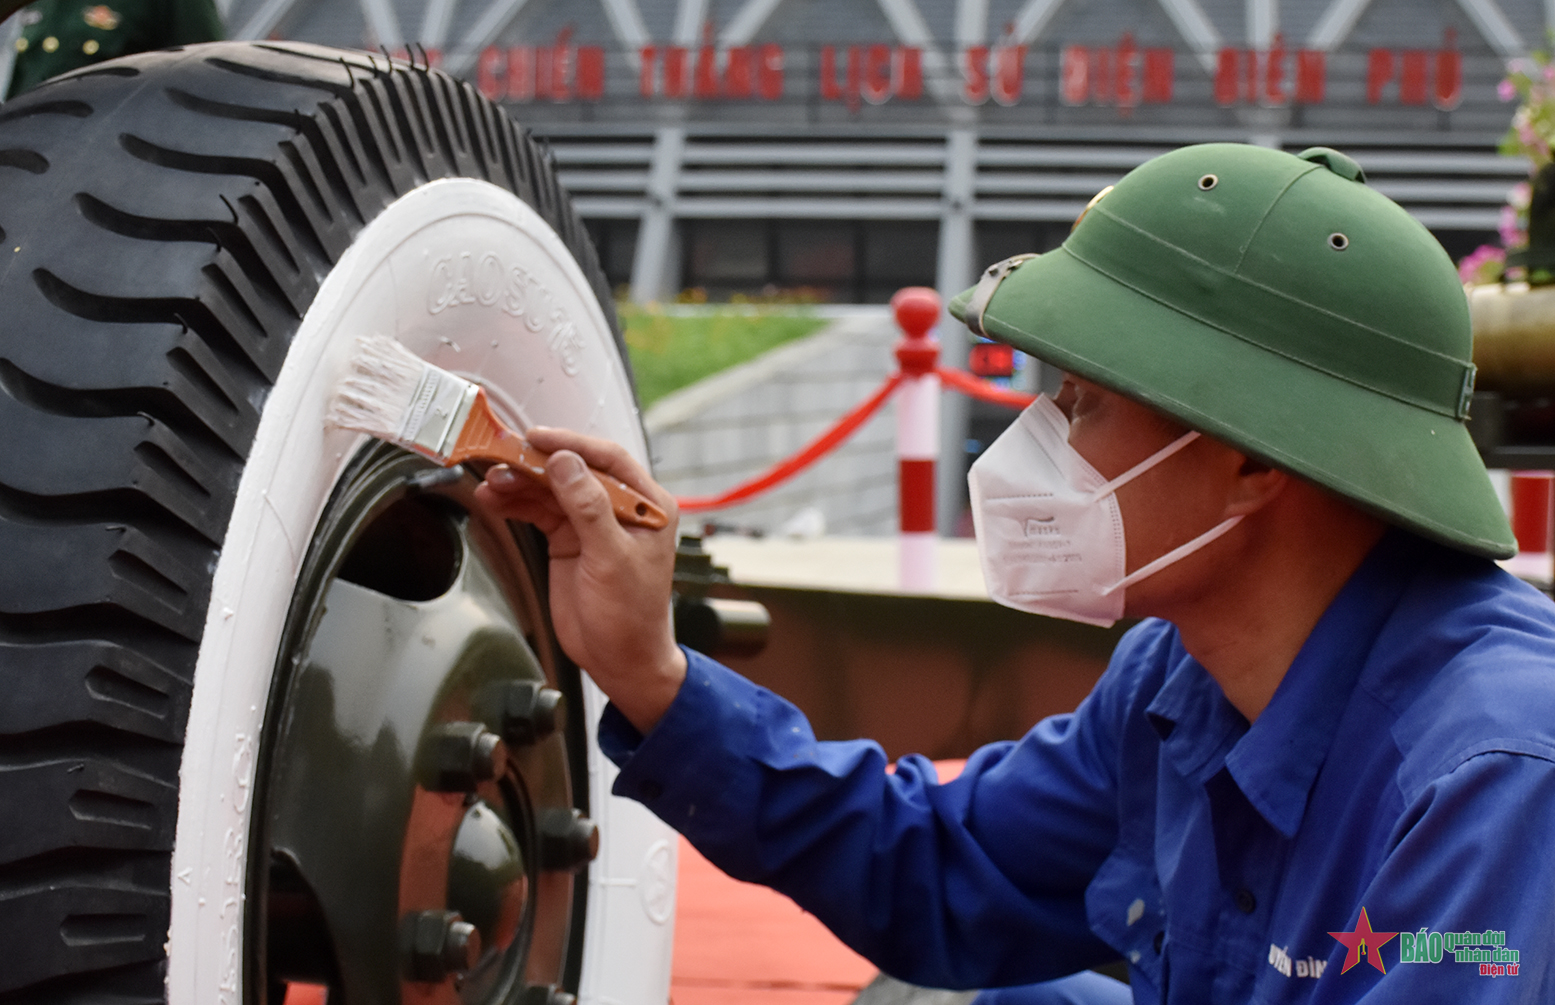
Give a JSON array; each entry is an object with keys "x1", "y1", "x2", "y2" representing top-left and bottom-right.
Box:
[
  {"x1": 55, "y1": 0, "x2": 1529, "y2": 528},
  {"x1": 205, "y1": 0, "x2": 1525, "y2": 302}
]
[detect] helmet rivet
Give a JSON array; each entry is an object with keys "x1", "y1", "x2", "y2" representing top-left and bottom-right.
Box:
[
  {"x1": 1197, "y1": 174, "x2": 1218, "y2": 190},
  {"x1": 1328, "y1": 232, "x2": 1349, "y2": 251}
]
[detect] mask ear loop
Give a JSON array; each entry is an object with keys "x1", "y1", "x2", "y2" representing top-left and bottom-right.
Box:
[
  {"x1": 1081, "y1": 427, "x2": 1243, "y2": 597},
  {"x1": 1099, "y1": 515, "x2": 1244, "y2": 596},
  {"x1": 1084, "y1": 430, "x2": 1201, "y2": 505}
]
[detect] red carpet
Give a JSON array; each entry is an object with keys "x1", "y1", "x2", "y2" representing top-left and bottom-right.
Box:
[
  {"x1": 670, "y1": 836, "x2": 876, "y2": 1005},
  {"x1": 670, "y1": 760, "x2": 967, "y2": 1004}
]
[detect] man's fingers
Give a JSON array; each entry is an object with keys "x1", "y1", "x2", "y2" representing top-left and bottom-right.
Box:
[
  {"x1": 477, "y1": 465, "x2": 555, "y2": 509},
  {"x1": 474, "y1": 466, "x2": 569, "y2": 535},
  {"x1": 546, "y1": 449, "x2": 628, "y2": 555},
  {"x1": 485, "y1": 465, "x2": 523, "y2": 491},
  {"x1": 528, "y1": 427, "x2": 674, "y2": 512}
]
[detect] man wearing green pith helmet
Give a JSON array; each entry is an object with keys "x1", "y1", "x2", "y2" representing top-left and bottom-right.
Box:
[{"x1": 479, "y1": 143, "x2": 1555, "y2": 1003}]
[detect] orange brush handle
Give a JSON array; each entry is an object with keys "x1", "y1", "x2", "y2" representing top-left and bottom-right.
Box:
[{"x1": 448, "y1": 392, "x2": 669, "y2": 530}]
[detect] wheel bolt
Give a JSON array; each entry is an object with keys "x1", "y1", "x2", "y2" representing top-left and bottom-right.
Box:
[
  {"x1": 403, "y1": 909, "x2": 482, "y2": 981},
  {"x1": 499, "y1": 681, "x2": 566, "y2": 747},
  {"x1": 538, "y1": 808, "x2": 599, "y2": 872},
  {"x1": 520, "y1": 985, "x2": 576, "y2": 1005},
  {"x1": 426, "y1": 721, "x2": 506, "y2": 792}
]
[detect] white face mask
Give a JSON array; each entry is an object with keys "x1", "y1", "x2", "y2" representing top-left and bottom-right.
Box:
[{"x1": 969, "y1": 395, "x2": 1243, "y2": 627}]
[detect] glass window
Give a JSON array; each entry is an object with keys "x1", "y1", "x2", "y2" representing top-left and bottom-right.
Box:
[
  {"x1": 687, "y1": 220, "x2": 771, "y2": 282},
  {"x1": 776, "y1": 221, "x2": 856, "y2": 283},
  {"x1": 863, "y1": 221, "x2": 937, "y2": 302}
]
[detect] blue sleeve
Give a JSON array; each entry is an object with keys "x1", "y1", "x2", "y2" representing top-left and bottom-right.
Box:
[
  {"x1": 1312, "y1": 750, "x2": 1555, "y2": 1003},
  {"x1": 599, "y1": 646, "x2": 1126, "y2": 989}
]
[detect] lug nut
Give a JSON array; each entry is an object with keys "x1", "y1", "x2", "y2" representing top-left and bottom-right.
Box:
[
  {"x1": 426, "y1": 721, "x2": 506, "y2": 792},
  {"x1": 403, "y1": 909, "x2": 482, "y2": 981},
  {"x1": 499, "y1": 681, "x2": 566, "y2": 747},
  {"x1": 521, "y1": 985, "x2": 576, "y2": 1005},
  {"x1": 538, "y1": 808, "x2": 599, "y2": 872}
]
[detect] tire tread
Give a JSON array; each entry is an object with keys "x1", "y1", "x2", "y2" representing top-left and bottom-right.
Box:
[{"x1": 0, "y1": 40, "x2": 622, "y2": 998}]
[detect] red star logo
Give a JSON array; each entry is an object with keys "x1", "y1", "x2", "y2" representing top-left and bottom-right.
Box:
[{"x1": 1328, "y1": 906, "x2": 1399, "y2": 974}]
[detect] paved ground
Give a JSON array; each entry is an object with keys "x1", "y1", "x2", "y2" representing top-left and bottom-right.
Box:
[{"x1": 852, "y1": 975, "x2": 978, "y2": 1005}]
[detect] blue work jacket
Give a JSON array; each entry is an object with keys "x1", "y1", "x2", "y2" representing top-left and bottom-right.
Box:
[{"x1": 601, "y1": 530, "x2": 1555, "y2": 1002}]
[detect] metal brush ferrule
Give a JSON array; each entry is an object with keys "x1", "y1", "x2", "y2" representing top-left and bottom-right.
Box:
[{"x1": 399, "y1": 367, "x2": 478, "y2": 462}]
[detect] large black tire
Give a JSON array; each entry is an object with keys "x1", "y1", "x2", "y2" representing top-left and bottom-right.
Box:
[{"x1": 0, "y1": 41, "x2": 668, "y2": 1005}]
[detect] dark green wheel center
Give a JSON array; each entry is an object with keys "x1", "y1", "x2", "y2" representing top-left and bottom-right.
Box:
[{"x1": 252, "y1": 444, "x2": 588, "y2": 1005}]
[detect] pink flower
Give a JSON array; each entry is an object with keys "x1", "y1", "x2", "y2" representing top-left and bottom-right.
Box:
[
  {"x1": 1500, "y1": 205, "x2": 1527, "y2": 247},
  {"x1": 1511, "y1": 181, "x2": 1533, "y2": 210},
  {"x1": 1502, "y1": 78, "x2": 1519, "y2": 100},
  {"x1": 1515, "y1": 118, "x2": 1551, "y2": 162},
  {"x1": 1459, "y1": 244, "x2": 1506, "y2": 284}
]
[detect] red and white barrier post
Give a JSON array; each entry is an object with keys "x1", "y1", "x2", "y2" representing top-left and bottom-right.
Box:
[
  {"x1": 1509, "y1": 470, "x2": 1555, "y2": 582},
  {"x1": 891, "y1": 287, "x2": 942, "y2": 592}
]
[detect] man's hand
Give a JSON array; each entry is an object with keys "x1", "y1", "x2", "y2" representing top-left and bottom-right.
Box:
[{"x1": 473, "y1": 427, "x2": 687, "y2": 735}]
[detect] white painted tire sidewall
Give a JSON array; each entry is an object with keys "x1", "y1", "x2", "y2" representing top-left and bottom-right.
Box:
[{"x1": 166, "y1": 178, "x2": 677, "y2": 1005}]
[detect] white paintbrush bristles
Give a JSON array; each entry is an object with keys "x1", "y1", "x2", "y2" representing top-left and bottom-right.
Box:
[
  {"x1": 327, "y1": 335, "x2": 433, "y2": 439},
  {"x1": 329, "y1": 335, "x2": 483, "y2": 461}
]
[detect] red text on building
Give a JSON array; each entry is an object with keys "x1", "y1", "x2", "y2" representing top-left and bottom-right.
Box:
[
  {"x1": 1061, "y1": 35, "x2": 1174, "y2": 107},
  {"x1": 474, "y1": 30, "x2": 607, "y2": 102},
  {"x1": 641, "y1": 42, "x2": 785, "y2": 99},
  {"x1": 1364, "y1": 32, "x2": 1462, "y2": 109},
  {"x1": 818, "y1": 45, "x2": 922, "y2": 108},
  {"x1": 1214, "y1": 38, "x2": 1325, "y2": 105},
  {"x1": 963, "y1": 45, "x2": 1027, "y2": 105}
]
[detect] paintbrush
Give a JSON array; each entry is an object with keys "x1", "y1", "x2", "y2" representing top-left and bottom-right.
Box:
[{"x1": 327, "y1": 335, "x2": 669, "y2": 529}]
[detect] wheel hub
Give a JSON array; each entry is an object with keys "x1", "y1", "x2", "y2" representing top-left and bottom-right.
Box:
[{"x1": 253, "y1": 445, "x2": 593, "y2": 1003}]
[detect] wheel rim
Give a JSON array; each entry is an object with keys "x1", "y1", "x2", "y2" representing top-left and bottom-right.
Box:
[
  {"x1": 165, "y1": 174, "x2": 674, "y2": 1005},
  {"x1": 251, "y1": 443, "x2": 588, "y2": 1003}
]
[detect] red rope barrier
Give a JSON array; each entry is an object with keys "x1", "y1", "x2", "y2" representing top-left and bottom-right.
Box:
[
  {"x1": 935, "y1": 366, "x2": 1037, "y2": 409},
  {"x1": 672, "y1": 367, "x2": 1031, "y2": 514},
  {"x1": 676, "y1": 372, "x2": 906, "y2": 513}
]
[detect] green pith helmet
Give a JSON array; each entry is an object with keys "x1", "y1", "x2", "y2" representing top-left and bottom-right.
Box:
[{"x1": 950, "y1": 142, "x2": 1517, "y2": 560}]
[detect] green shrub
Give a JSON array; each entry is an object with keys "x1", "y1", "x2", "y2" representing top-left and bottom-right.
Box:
[{"x1": 622, "y1": 305, "x2": 828, "y2": 408}]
